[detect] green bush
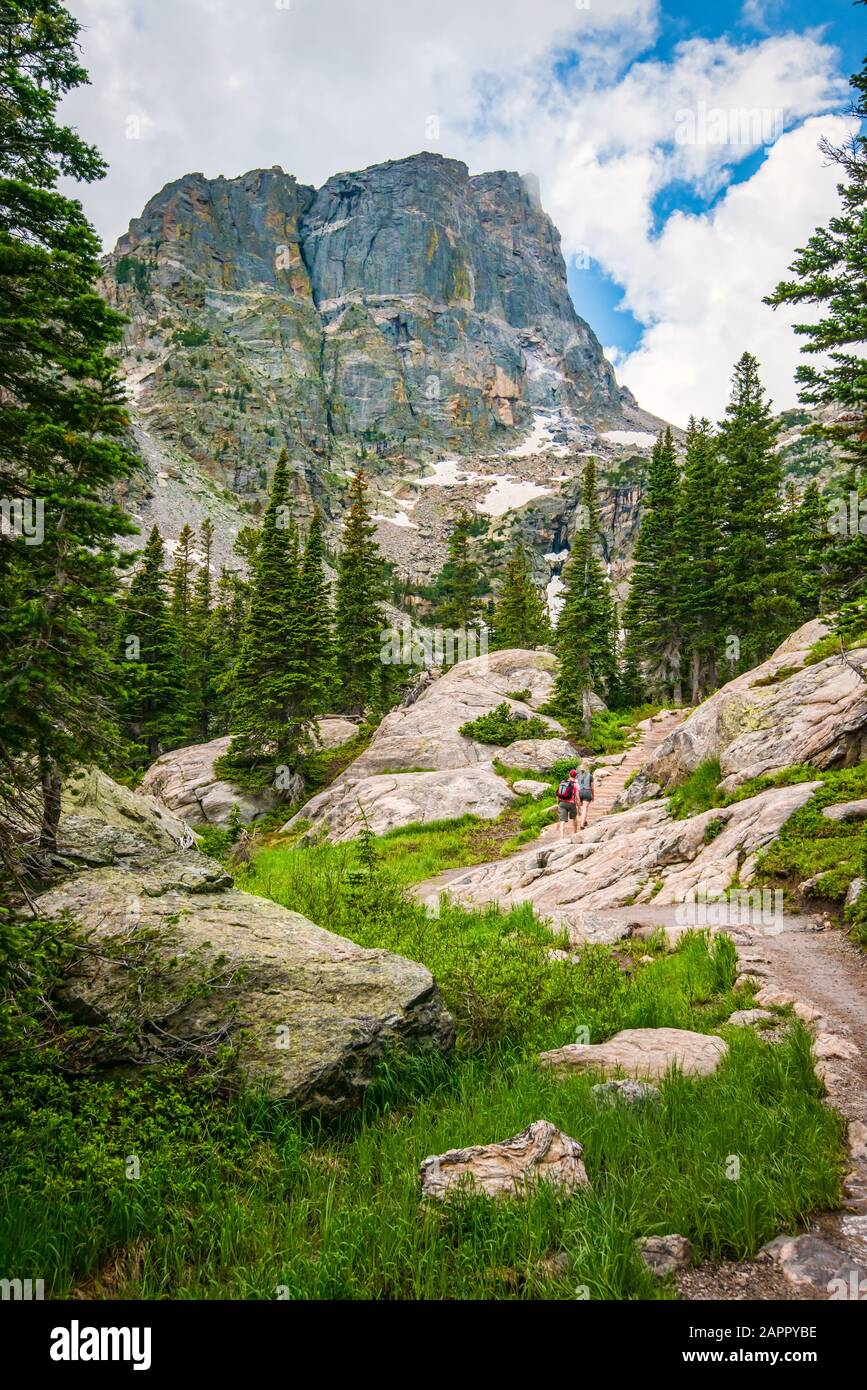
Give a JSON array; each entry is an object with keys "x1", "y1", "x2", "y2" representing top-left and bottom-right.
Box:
[{"x1": 460, "y1": 702, "x2": 555, "y2": 746}]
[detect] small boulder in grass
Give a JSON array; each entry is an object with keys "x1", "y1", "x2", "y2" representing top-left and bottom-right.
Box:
[
  {"x1": 637, "y1": 1234, "x2": 693, "y2": 1278},
  {"x1": 419, "y1": 1120, "x2": 591, "y2": 1201},
  {"x1": 592, "y1": 1079, "x2": 660, "y2": 1108},
  {"x1": 512, "y1": 779, "x2": 552, "y2": 799}
]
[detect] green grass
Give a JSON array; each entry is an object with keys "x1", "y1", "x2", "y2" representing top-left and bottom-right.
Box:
[
  {"x1": 805, "y1": 628, "x2": 867, "y2": 666},
  {"x1": 667, "y1": 760, "x2": 725, "y2": 819},
  {"x1": 0, "y1": 772, "x2": 848, "y2": 1299},
  {"x1": 753, "y1": 762, "x2": 867, "y2": 926},
  {"x1": 0, "y1": 929, "x2": 842, "y2": 1299}
]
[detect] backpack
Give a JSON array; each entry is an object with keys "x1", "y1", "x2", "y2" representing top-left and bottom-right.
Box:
[
  {"x1": 577, "y1": 769, "x2": 593, "y2": 796},
  {"x1": 556, "y1": 779, "x2": 575, "y2": 802}
]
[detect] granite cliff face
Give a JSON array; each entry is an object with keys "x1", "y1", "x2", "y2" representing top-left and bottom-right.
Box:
[{"x1": 104, "y1": 154, "x2": 625, "y2": 528}]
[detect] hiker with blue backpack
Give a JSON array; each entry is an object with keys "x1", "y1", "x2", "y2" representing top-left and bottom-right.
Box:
[{"x1": 555, "y1": 763, "x2": 594, "y2": 838}]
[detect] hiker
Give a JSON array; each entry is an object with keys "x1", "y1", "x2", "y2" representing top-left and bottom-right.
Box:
[
  {"x1": 576, "y1": 759, "x2": 594, "y2": 829},
  {"x1": 555, "y1": 768, "x2": 579, "y2": 838}
]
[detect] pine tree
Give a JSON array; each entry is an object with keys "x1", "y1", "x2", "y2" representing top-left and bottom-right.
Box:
[
  {"x1": 433, "y1": 510, "x2": 485, "y2": 632},
  {"x1": 622, "y1": 429, "x2": 685, "y2": 703},
  {"x1": 209, "y1": 565, "x2": 249, "y2": 736},
  {"x1": 554, "y1": 459, "x2": 616, "y2": 736},
  {"x1": 227, "y1": 451, "x2": 309, "y2": 783},
  {"x1": 716, "y1": 352, "x2": 797, "y2": 667},
  {"x1": 298, "y1": 507, "x2": 335, "y2": 717},
  {"x1": 116, "y1": 527, "x2": 188, "y2": 764},
  {"x1": 334, "y1": 470, "x2": 387, "y2": 716},
  {"x1": 678, "y1": 418, "x2": 728, "y2": 701},
  {"x1": 188, "y1": 517, "x2": 216, "y2": 739},
  {"x1": 0, "y1": 2, "x2": 138, "y2": 853},
  {"x1": 169, "y1": 523, "x2": 196, "y2": 725},
  {"x1": 765, "y1": 40, "x2": 867, "y2": 473},
  {"x1": 491, "y1": 539, "x2": 552, "y2": 649},
  {"x1": 785, "y1": 480, "x2": 832, "y2": 623}
]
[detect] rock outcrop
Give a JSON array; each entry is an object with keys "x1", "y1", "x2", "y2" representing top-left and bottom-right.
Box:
[
  {"x1": 104, "y1": 154, "x2": 624, "y2": 506},
  {"x1": 416, "y1": 780, "x2": 820, "y2": 936},
  {"x1": 35, "y1": 849, "x2": 454, "y2": 1111},
  {"x1": 419, "y1": 1120, "x2": 590, "y2": 1201},
  {"x1": 140, "y1": 736, "x2": 280, "y2": 827},
  {"x1": 57, "y1": 766, "x2": 197, "y2": 868},
  {"x1": 140, "y1": 719, "x2": 360, "y2": 828},
  {"x1": 622, "y1": 621, "x2": 867, "y2": 803},
  {"x1": 286, "y1": 648, "x2": 574, "y2": 840}
]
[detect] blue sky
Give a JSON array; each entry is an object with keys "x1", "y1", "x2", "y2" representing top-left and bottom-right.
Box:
[{"x1": 566, "y1": 0, "x2": 864, "y2": 358}]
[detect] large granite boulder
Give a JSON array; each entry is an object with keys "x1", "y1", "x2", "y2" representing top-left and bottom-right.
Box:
[
  {"x1": 288, "y1": 648, "x2": 581, "y2": 841},
  {"x1": 416, "y1": 780, "x2": 820, "y2": 936},
  {"x1": 34, "y1": 852, "x2": 454, "y2": 1112},
  {"x1": 345, "y1": 648, "x2": 563, "y2": 778},
  {"x1": 140, "y1": 736, "x2": 280, "y2": 827},
  {"x1": 285, "y1": 765, "x2": 515, "y2": 842},
  {"x1": 621, "y1": 620, "x2": 867, "y2": 803}
]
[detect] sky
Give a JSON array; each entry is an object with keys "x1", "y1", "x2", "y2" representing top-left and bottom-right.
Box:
[{"x1": 60, "y1": 0, "x2": 864, "y2": 427}]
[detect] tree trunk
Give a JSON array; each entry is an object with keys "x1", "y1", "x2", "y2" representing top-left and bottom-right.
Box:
[
  {"x1": 39, "y1": 756, "x2": 62, "y2": 854},
  {"x1": 581, "y1": 685, "x2": 592, "y2": 739},
  {"x1": 690, "y1": 649, "x2": 702, "y2": 705}
]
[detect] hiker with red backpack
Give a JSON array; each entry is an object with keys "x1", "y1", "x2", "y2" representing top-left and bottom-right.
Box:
[
  {"x1": 556, "y1": 768, "x2": 579, "y2": 838},
  {"x1": 555, "y1": 763, "x2": 594, "y2": 837}
]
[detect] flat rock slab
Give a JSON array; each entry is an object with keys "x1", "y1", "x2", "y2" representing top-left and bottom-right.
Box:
[
  {"x1": 540, "y1": 1027, "x2": 729, "y2": 1080},
  {"x1": 502, "y1": 737, "x2": 578, "y2": 772},
  {"x1": 759, "y1": 1234, "x2": 867, "y2": 1298},
  {"x1": 421, "y1": 781, "x2": 819, "y2": 927},
  {"x1": 420, "y1": 1120, "x2": 590, "y2": 1201},
  {"x1": 512, "y1": 779, "x2": 552, "y2": 798},
  {"x1": 725, "y1": 1008, "x2": 778, "y2": 1028}
]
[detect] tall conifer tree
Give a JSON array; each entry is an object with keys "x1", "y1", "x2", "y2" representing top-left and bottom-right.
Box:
[
  {"x1": 334, "y1": 470, "x2": 387, "y2": 716},
  {"x1": 434, "y1": 510, "x2": 485, "y2": 632},
  {"x1": 678, "y1": 418, "x2": 727, "y2": 701},
  {"x1": 554, "y1": 459, "x2": 616, "y2": 736},
  {"x1": 0, "y1": 1, "x2": 137, "y2": 851},
  {"x1": 116, "y1": 527, "x2": 187, "y2": 764},
  {"x1": 716, "y1": 352, "x2": 796, "y2": 666},
  {"x1": 623, "y1": 429, "x2": 685, "y2": 703},
  {"x1": 227, "y1": 451, "x2": 309, "y2": 782},
  {"x1": 298, "y1": 507, "x2": 335, "y2": 717},
  {"x1": 491, "y1": 540, "x2": 552, "y2": 649}
]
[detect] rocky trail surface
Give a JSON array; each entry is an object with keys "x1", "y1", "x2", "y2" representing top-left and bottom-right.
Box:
[
  {"x1": 407, "y1": 641, "x2": 867, "y2": 1302},
  {"x1": 413, "y1": 706, "x2": 686, "y2": 903}
]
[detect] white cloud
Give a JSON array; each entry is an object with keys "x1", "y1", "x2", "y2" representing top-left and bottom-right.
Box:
[
  {"x1": 60, "y1": 1, "x2": 853, "y2": 423},
  {"x1": 614, "y1": 117, "x2": 856, "y2": 424}
]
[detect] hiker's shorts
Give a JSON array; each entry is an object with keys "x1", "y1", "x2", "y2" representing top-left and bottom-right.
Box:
[
  {"x1": 579, "y1": 792, "x2": 592, "y2": 802},
  {"x1": 558, "y1": 802, "x2": 576, "y2": 821}
]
